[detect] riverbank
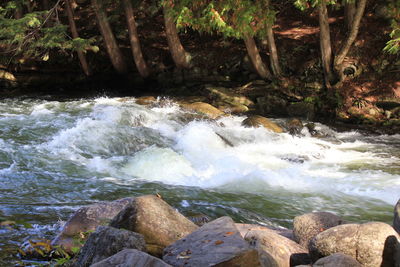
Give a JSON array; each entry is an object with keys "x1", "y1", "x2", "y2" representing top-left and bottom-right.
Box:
[{"x1": 20, "y1": 195, "x2": 400, "y2": 266}]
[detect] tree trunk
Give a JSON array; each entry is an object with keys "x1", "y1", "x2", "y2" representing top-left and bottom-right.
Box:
[
  {"x1": 163, "y1": 4, "x2": 191, "y2": 69},
  {"x1": 91, "y1": 0, "x2": 128, "y2": 74},
  {"x1": 318, "y1": 0, "x2": 334, "y2": 87},
  {"x1": 243, "y1": 34, "x2": 272, "y2": 80},
  {"x1": 266, "y1": 23, "x2": 282, "y2": 77},
  {"x1": 65, "y1": 0, "x2": 90, "y2": 76},
  {"x1": 122, "y1": 0, "x2": 150, "y2": 78},
  {"x1": 344, "y1": 0, "x2": 356, "y2": 31},
  {"x1": 14, "y1": 5, "x2": 23, "y2": 19},
  {"x1": 335, "y1": 0, "x2": 366, "y2": 67}
]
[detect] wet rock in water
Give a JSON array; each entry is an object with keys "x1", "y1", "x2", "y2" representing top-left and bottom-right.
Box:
[
  {"x1": 110, "y1": 195, "x2": 198, "y2": 257},
  {"x1": 313, "y1": 253, "x2": 361, "y2": 267},
  {"x1": 205, "y1": 85, "x2": 254, "y2": 107},
  {"x1": 187, "y1": 214, "x2": 212, "y2": 226},
  {"x1": 91, "y1": 249, "x2": 171, "y2": 267},
  {"x1": 235, "y1": 223, "x2": 294, "y2": 241},
  {"x1": 242, "y1": 115, "x2": 283, "y2": 133},
  {"x1": 73, "y1": 226, "x2": 146, "y2": 267},
  {"x1": 19, "y1": 239, "x2": 53, "y2": 260},
  {"x1": 394, "y1": 199, "x2": 400, "y2": 234},
  {"x1": 281, "y1": 154, "x2": 310, "y2": 164},
  {"x1": 51, "y1": 197, "x2": 134, "y2": 251},
  {"x1": 309, "y1": 222, "x2": 400, "y2": 267},
  {"x1": 245, "y1": 229, "x2": 311, "y2": 267},
  {"x1": 163, "y1": 216, "x2": 262, "y2": 267},
  {"x1": 287, "y1": 118, "x2": 304, "y2": 136},
  {"x1": 256, "y1": 95, "x2": 288, "y2": 116},
  {"x1": 181, "y1": 102, "x2": 225, "y2": 119},
  {"x1": 293, "y1": 212, "x2": 344, "y2": 248},
  {"x1": 136, "y1": 96, "x2": 157, "y2": 106}
]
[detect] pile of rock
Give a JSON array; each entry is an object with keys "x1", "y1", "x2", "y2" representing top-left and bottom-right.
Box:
[{"x1": 48, "y1": 195, "x2": 400, "y2": 267}]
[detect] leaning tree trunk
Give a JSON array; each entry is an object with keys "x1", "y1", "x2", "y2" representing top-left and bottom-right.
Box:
[
  {"x1": 65, "y1": 0, "x2": 90, "y2": 76},
  {"x1": 91, "y1": 0, "x2": 128, "y2": 74},
  {"x1": 243, "y1": 34, "x2": 272, "y2": 80},
  {"x1": 318, "y1": 0, "x2": 334, "y2": 88},
  {"x1": 335, "y1": 0, "x2": 366, "y2": 69},
  {"x1": 344, "y1": 0, "x2": 356, "y2": 31},
  {"x1": 122, "y1": 0, "x2": 150, "y2": 78},
  {"x1": 266, "y1": 23, "x2": 282, "y2": 77},
  {"x1": 163, "y1": 4, "x2": 191, "y2": 69}
]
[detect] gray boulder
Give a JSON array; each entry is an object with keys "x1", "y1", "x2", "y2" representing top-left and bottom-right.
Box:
[
  {"x1": 309, "y1": 222, "x2": 400, "y2": 267},
  {"x1": 163, "y1": 216, "x2": 262, "y2": 267},
  {"x1": 293, "y1": 212, "x2": 344, "y2": 248},
  {"x1": 394, "y1": 199, "x2": 400, "y2": 234},
  {"x1": 235, "y1": 223, "x2": 294, "y2": 241},
  {"x1": 91, "y1": 249, "x2": 171, "y2": 267},
  {"x1": 245, "y1": 229, "x2": 311, "y2": 267},
  {"x1": 52, "y1": 197, "x2": 134, "y2": 250},
  {"x1": 313, "y1": 253, "x2": 361, "y2": 267},
  {"x1": 110, "y1": 195, "x2": 198, "y2": 257},
  {"x1": 73, "y1": 226, "x2": 145, "y2": 267}
]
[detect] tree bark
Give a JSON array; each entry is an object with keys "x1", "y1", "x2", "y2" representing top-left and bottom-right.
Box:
[
  {"x1": 243, "y1": 34, "x2": 272, "y2": 80},
  {"x1": 122, "y1": 0, "x2": 150, "y2": 78},
  {"x1": 91, "y1": 0, "x2": 128, "y2": 74},
  {"x1": 318, "y1": 0, "x2": 334, "y2": 87},
  {"x1": 163, "y1": 4, "x2": 191, "y2": 69},
  {"x1": 266, "y1": 23, "x2": 282, "y2": 77},
  {"x1": 344, "y1": 0, "x2": 356, "y2": 31},
  {"x1": 335, "y1": 0, "x2": 366, "y2": 67},
  {"x1": 65, "y1": 0, "x2": 90, "y2": 76}
]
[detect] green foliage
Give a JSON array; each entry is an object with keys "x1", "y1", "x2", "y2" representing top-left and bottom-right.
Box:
[
  {"x1": 169, "y1": 0, "x2": 277, "y2": 39},
  {"x1": 0, "y1": 2, "x2": 98, "y2": 63},
  {"x1": 384, "y1": 1, "x2": 400, "y2": 54}
]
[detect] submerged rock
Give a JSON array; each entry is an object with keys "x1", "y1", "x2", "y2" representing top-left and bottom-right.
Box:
[
  {"x1": 51, "y1": 197, "x2": 134, "y2": 251},
  {"x1": 163, "y1": 216, "x2": 261, "y2": 267},
  {"x1": 181, "y1": 102, "x2": 225, "y2": 119},
  {"x1": 245, "y1": 229, "x2": 311, "y2": 267},
  {"x1": 293, "y1": 212, "x2": 344, "y2": 248},
  {"x1": 91, "y1": 249, "x2": 171, "y2": 267},
  {"x1": 73, "y1": 226, "x2": 146, "y2": 267},
  {"x1": 136, "y1": 96, "x2": 157, "y2": 106},
  {"x1": 242, "y1": 115, "x2": 283, "y2": 133},
  {"x1": 110, "y1": 195, "x2": 198, "y2": 256},
  {"x1": 309, "y1": 222, "x2": 400, "y2": 267},
  {"x1": 313, "y1": 253, "x2": 361, "y2": 267},
  {"x1": 287, "y1": 118, "x2": 304, "y2": 136}
]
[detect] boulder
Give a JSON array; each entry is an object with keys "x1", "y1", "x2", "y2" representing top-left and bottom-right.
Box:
[
  {"x1": 181, "y1": 102, "x2": 225, "y2": 119},
  {"x1": 313, "y1": 253, "x2": 361, "y2": 267},
  {"x1": 242, "y1": 115, "x2": 283, "y2": 133},
  {"x1": 110, "y1": 195, "x2": 198, "y2": 257},
  {"x1": 256, "y1": 95, "x2": 288, "y2": 116},
  {"x1": 91, "y1": 249, "x2": 171, "y2": 267},
  {"x1": 235, "y1": 223, "x2": 294, "y2": 241},
  {"x1": 136, "y1": 96, "x2": 157, "y2": 106},
  {"x1": 205, "y1": 86, "x2": 254, "y2": 107},
  {"x1": 73, "y1": 226, "x2": 146, "y2": 267},
  {"x1": 394, "y1": 199, "x2": 400, "y2": 234},
  {"x1": 51, "y1": 197, "x2": 134, "y2": 250},
  {"x1": 293, "y1": 212, "x2": 344, "y2": 248},
  {"x1": 287, "y1": 118, "x2": 304, "y2": 136},
  {"x1": 163, "y1": 216, "x2": 261, "y2": 267},
  {"x1": 244, "y1": 229, "x2": 311, "y2": 267},
  {"x1": 309, "y1": 222, "x2": 400, "y2": 267}
]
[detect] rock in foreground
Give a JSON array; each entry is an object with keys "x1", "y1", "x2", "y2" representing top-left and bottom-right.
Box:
[
  {"x1": 242, "y1": 115, "x2": 283, "y2": 133},
  {"x1": 293, "y1": 212, "x2": 344, "y2": 248},
  {"x1": 91, "y1": 249, "x2": 171, "y2": 267},
  {"x1": 394, "y1": 199, "x2": 400, "y2": 234},
  {"x1": 73, "y1": 226, "x2": 146, "y2": 267},
  {"x1": 313, "y1": 253, "x2": 361, "y2": 267},
  {"x1": 110, "y1": 195, "x2": 198, "y2": 256},
  {"x1": 51, "y1": 197, "x2": 134, "y2": 250},
  {"x1": 309, "y1": 222, "x2": 400, "y2": 267},
  {"x1": 163, "y1": 216, "x2": 261, "y2": 267}
]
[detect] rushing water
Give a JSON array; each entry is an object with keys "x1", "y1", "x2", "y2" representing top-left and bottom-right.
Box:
[{"x1": 0, "y1": 96, "x2": 399, "y2": 264}]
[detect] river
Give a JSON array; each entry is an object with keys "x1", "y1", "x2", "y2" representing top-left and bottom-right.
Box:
[{"x1": 0, "y1": 97, "x2": 399, "y2": 265}]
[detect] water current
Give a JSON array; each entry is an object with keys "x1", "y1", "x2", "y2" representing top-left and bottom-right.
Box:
[{"x1": 0, "y1": 97, "x2": 399, "y2": 264}]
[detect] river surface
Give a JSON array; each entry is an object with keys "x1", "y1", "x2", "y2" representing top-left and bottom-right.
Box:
[{"x1": 0, "y1": 97, "x2": 399, "y2": 265}]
